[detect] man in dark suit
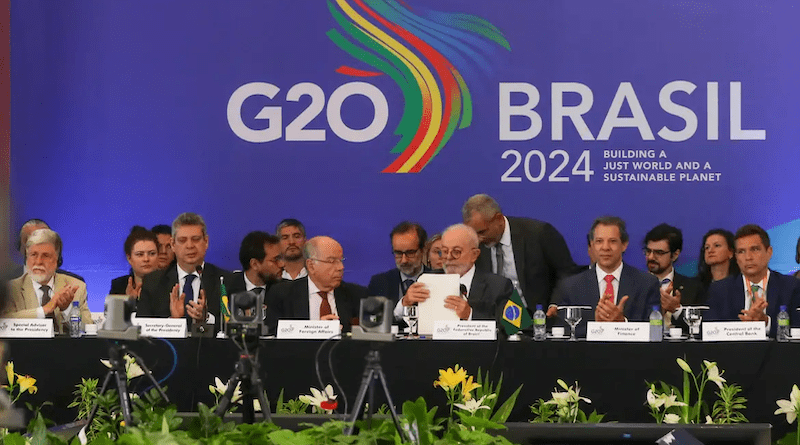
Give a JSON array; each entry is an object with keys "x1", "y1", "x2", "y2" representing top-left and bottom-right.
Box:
[
  {"x1": 553, "y1": 216, "x2": 660, "y2": 337},
  {"x1": 643, "y1": 224, "x2": 704, "y2": 331},
  {"x1": 137, "y1": 213, "x2": 229, "y2": 333},
  {"x1": 462, "y1": 194, "x2": 576, "y2": 311},
  {"x1": 367, "y1": 221, "x2": 433, "y2": 321},
  {"x1": 706, "y1": 224, "x2": 800, "y2": 337},
  {"x1": 225, "y1": 231, "x2": 285, "y2": 297},
  {"x1": 265, "y1": 236, "x2": 367, "y2": 333},
  {"x1": 407, "y1": 224, "x2": 513, "y2": 321}
]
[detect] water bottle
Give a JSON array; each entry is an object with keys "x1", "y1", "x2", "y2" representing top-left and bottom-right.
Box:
[
  {"x1": 533, "y1": 304, "x2": 546, "y2": 341},
  {"x1": 649, "y1": 305, "x2": 663, "y2": 342},
  {"x1": 777, "y1": 305, "x2": 790, "y2": 342},
  {"x1": 69, "y1": 301, "x2": 81, "y2": 338}
]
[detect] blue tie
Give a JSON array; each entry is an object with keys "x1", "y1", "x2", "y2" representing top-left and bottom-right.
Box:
[
  {"x1": 661, "y1": 278, "x2": 671, "y2": 287},
  {"x1": 183, "y1": 274, "x2": 196, "y2": 316}
]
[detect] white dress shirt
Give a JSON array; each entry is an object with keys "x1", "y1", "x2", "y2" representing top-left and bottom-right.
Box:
[
  {"x1": 177, "y1": 263, "x2": 215, "y2": 324},
  {"x1": 743, "y1": 271, "x2": 771, "y2": 331},
  {"x1": 308, "y1": 278, "x2": 338, "y2": 320},
  {"x1": 490, "y1": 217, "x2": 521, "y2": 295},
  {"x1": 32, "y1": 275, "x2": 74, "y2": 322},
  {"x1": 282, "y1": 267, "x2": 308, "y2": 281}
]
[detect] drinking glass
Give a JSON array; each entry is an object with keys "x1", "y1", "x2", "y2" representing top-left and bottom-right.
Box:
[
  {"x1": 684, "y1": 307, "x2": 703, "y2": 341},
  {"x1": 564, "y1": 307, "x2": 583, "y2": 341},
  {"x1": 403, "y1": 305, "x2": 418, "y2": 338}
]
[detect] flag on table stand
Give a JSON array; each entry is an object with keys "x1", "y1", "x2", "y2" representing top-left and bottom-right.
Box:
[
  {"x1": 501, "y1": 288, "x2": 532, "y2": 335},
  {"x1": 220, "y1": 277, "x2": 231, "y2": 324}
]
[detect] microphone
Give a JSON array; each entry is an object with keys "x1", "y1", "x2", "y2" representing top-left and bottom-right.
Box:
[
  {"x1": 194, "y1": 265, "x2": 205, "y2": 326},
  {"x1": 460, "y1": 284, "x2": 468, "y2": 300}
]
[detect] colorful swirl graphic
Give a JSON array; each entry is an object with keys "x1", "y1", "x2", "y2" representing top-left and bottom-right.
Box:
[{"x1": 327, "y1": 0, "x2": 511, "y2": 173}]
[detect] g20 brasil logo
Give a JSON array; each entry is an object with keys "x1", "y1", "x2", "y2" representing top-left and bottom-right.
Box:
[{"x1": 228, "y1": 0, "x2": 510, "y2": 173}]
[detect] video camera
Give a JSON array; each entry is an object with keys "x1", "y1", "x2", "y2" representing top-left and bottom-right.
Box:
[
  {"x1": 99, "y1": 295, "x2": 140, "y2": 341},
  {"x1": 226, "y1": 290, "x2": 265, "y2": 338}
]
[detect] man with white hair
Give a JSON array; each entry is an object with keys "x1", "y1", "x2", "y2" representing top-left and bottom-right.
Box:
[
  {"x1": 5, "y1": 218, "x2": 85, "y2": 282},
  {"x1": 3, "y1": 228, "x2": 92, "y2": 333},
  {"x1": 398, "y1": 224, "x2": 513, "y2": 320}
]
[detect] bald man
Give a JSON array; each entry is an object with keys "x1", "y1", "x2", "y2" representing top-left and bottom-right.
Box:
[
  {"x1": 265, "y1": 236, "x2": 367, "y2": 333},
  {"x1": 398, "y1": 224, "x2": 514, "y2": 321}
]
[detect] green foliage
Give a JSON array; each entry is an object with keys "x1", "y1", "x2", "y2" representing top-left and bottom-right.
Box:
[
  {"x1": 529, "y1": 398, "x2": 557, "y2": 423},
  {"x1": 68, "y1": 378, "x2": 99, "y2": 421},
  {"x1": 473, "y1": 368, "x2": 523, "y2": 425},
  {"x1": 528, "y1": 380, "x2": 603, "y2": 424},
  {"x1": 275, "y1": 388, "x2": 310, "y2": 414},
  {"x1": 710, "y1": 384, "x2": 747, "y2": 424},
  {"x1": 185, "y1": 402, "x2": 236, "y2": 439}
]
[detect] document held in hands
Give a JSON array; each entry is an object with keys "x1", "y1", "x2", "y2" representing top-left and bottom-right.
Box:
[{"x1": 417, "y1": 273, "x2": 460, "y2": 335}]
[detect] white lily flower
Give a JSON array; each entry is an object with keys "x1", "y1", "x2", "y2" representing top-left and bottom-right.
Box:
[
  {"x1": 100, "y1": 354, "x2": 144, "y2": 380},
  {"x1": 299, "y1": 385, "x2": 338, "y2": 413},
  {"x1": 209, "y1": 377, "x2": 242, "y2": 404},
  {"x1": 775, "y1": 384, "x2": 800, "y2": 424},
  {"x1": 706, "y1": 415, "x2": 714, "y2": 424},
  {"x1": 454, "y1": 395, "x2": 492, "y2": 414},
  {"x1": 646, "y1": 387, "x2": 665, "y2": 409},
  {"x1": 664, "y1": 413, "x2": 681, "y2": 424},
  {"x1": 663, "y1": 393, "x2": 687, "y2": 409},
  {"x1": 704, "y1": 362, "x2": 726, "y2": 389}
]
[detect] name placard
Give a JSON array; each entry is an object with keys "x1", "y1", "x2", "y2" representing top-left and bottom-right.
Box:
[
  {"x1": 0, "y1": 319, "x2": 54, "y2": 338},
  {"x1": 586, "y1": 322, "x2": 650, "y2": 342},
  {"x1": 432, "y1": 321, "x2": 496, "y2": 340},
  {"x1": 702, "y1": 321, "x2": 767, "y2": 341},
  {"x1": 133, "y1": 318, "x2": 187, "y2": 338},
  {"x1": 276, "y1": 320, "x2": 340, "y2": 339}
]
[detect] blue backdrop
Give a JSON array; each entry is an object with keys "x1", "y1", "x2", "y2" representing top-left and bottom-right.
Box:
[{"x1": 10, "y1": 0, "x2": 800, "y2": 310}]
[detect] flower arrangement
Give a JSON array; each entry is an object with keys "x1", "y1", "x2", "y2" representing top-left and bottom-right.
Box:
[
  {"x1": 775, "y1": 385, "x2": 800, "y2": 445},
  {"x1": 646, "y1": 358, "x2": 746, "y2": 424},
  {"x1": 530, "y1": 379, "x2": 605, "y2": 423},
  {"x1": 2, "y1": 361, "x2": 38, "y2": 404},
  {"x1": 298, "y1": 385, "x2": 338, "y2": 414}
]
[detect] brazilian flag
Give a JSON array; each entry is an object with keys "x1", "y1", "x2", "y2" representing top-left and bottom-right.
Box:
[
  {"x1": 501, "y1": 288, "x2": 532, "y2": 335},
  {"x1": 220, "y1": 277, "x2": 231, "y2": 323}
]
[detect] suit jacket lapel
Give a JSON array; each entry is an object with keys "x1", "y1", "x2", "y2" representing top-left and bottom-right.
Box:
[
  {"x1": 469, "y1": 273, "x2": 488, "y2": 303},
  {"x1": 334, "y1": 286, "x2": 351, "y2": 322},
  {"x1": 389, "y1": 271, "x2": 402, "y2": 300},
  {"x1": 21, "y1": 275, "x2": 38, "y2": 311},
  {"x1": 508, "y1": 219, "x2": 527, "y2": 290},
  {"x1": 298, "y1": 278, "x2": 311, "y2": 318}
]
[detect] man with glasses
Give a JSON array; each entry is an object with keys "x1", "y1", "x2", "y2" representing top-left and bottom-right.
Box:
[
  {"x1": 643, "y1": 224, "x2": 703, "y2": 330},
  {"x1": 265, "y1": 236, "x2": 366, "y2": 333},
  {"x1": 368, "y1": 222, "x2": 430, "y2": 309},
  {"x1": 226, "y1": 231, "x2": 285, "y2": 298},
  {"x1": 397, "y1": 224, "x2": 513, "y2": 321}
]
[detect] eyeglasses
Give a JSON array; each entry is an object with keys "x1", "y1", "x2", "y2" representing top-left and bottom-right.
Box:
[
  {"x1": 643, "y1": 248, "x2": 671, "y2": 257},
  {"x1": 438, "y1": 248, "x2": 463, "y2": 260},
  {"x1": 312, "y1": 257, "x2": 345, "y2": 266},
  {"x1": 267, "y1": 255, "x2": 285, "y2": 264},
  {"x1": 392, "y1": 249, "x2": 419, "y2": 259}
]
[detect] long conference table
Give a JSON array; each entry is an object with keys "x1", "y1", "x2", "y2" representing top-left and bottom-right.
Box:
[{"x1": 4, "y1": 337, "x2": 797, "y2": 437}]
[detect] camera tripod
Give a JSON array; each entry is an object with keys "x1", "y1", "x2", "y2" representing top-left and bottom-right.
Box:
[
  {"x1": 85, "y1": 342, "x2": 169, "y2": 427},
  {"x1": 343, "y1": 346, "x2": 407, "y2": 442},
  {"x1": 214, "y1": 333, "x2": 271, "y2": 423}
]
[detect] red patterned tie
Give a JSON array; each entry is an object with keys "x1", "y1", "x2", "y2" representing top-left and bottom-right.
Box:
[
  {"x1": 319, "y1": 291, "x2": 332, "y2": 318},
  {"x1": 603, "y1": 275, "x2": 615, "y2": 304}
]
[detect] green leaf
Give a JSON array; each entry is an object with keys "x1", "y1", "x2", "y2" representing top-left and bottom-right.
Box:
[
  {"x1": 776, "y1": 432, "x2": 798, "y2": 445},
  {"x1": 490, "y1": 384, "x2": 522, "y2": 424},
  {"x1": 456, "y1": 412, "x2": 506, "y2": 430}
]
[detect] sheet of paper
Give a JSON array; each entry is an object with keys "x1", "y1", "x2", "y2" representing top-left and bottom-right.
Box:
[{"x1": 417, "y1": 273, "x2": 460, "y2": 335}]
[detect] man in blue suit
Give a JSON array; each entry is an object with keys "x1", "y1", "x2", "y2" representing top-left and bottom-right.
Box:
[
  {"x1": 552, "y1": 216, "x2": 660, "y2": 337},
  {"x1": 706, "y1": 224, "x2": 800, "y2": 337}
]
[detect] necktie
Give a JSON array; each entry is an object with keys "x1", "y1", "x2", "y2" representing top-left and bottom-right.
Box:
[
  {"x1": 750, "y1": 283, "x2": 760, "y2": 306},
  {"x1": 41, "y1": 285, "x2": 51, "y2": 306},
  {"x1": 460, "y1": 284, "x2": 468, "y2": 299},
  {"x1": 661, "y1": 278, "x2": 671, "y2": 287},
  {"x1": 603, "y1": 275, "x2": 615, "y2": 304},
  {"x1": 495, "y1": 244, "x2": 505, "y2": 276},
  {"x1": 401, "y1": 279, "x2": 414, "y2": 295},
  {"x1": 41, "y1": 285, "x2": 53, "y2": 318},
  {"x1": 183, "y1": 274, "x2": 196, "y2": 317},
  {"x1": 319, "y1": 291, "x2": 332, "y2": 318},
  {"x1": 252, "y1": 287, "x2": 265, "y2": 297}
]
